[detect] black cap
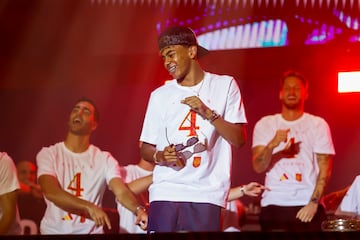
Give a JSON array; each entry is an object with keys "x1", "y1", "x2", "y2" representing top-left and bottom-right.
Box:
[{"x1": 158, "y1": 26, "x2": 209, "y2": 58}]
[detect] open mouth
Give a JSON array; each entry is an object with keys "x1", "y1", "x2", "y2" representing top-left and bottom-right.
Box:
[
  {"x1": 168, "y1": 65, "x2": 176, "y2": 74},
  {"x1": 73, "y1": 117, "x2": 82, "y2": 124}
]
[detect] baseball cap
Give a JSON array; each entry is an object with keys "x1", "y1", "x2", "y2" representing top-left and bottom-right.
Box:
[{"x1": 158, "y1": 26, "x2": 209, "y2": 58}]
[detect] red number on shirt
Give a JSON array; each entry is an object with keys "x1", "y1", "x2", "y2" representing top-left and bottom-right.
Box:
[
  {"x1": 67, "y1": 172, "x2": 84, "y2": 197},
  {"x1": 178, "y1": 111, "x2": 199, "y2": 136}
]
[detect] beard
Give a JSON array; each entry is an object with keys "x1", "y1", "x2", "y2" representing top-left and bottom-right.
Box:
[
  {"x1": 68, "y1": 122, "x2": 92, "y2": 136},
  {"x1": 283, "y1": 99, "x2": 302, "y2": 110}
]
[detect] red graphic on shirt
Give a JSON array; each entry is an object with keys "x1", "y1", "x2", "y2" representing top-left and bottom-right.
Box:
[
  {"x1": 67, "y1": 173, "x2": 84, "y2": 197},
  {"x1": 62, "y1": 213, "x2": 73, "y2": 221},
  {"x1": 193, "y1": 156, "x2": 201, "y2": 168},
  {"x1": 62, "y1": 173, "x2": 86, "y2": 223},
  {"x1": 62, "y1": 213, "x2": 86, "y2": 223},
  {"x1": 280, "y1": 173, "x2": 289, "y2": 181},
  {"x1": 179, "y1": 111, "x2": 199, "y2": 137},
  {"x1": 296, "y1": 173, "x2": 302, "y2": 182}
]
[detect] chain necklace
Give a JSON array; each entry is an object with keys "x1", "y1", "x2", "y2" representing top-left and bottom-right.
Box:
[{"x1": 190, "y1": 77, "x2": 205, "y2": 97}]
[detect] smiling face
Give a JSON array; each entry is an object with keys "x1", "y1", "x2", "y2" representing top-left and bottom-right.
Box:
[
  {"x1": 279, "y1": 76, "x2": 308, "y2": 110},
  {"x1": 68, "y1": 101, "x2": 98, "y2": 136},
  {"x1": 160, "y1": 44, "x2": 196, "y2": 82}
]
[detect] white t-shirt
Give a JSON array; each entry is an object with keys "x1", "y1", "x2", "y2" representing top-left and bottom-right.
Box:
[
  {"x1": 117, "y1": 164, "x2": 152, "y2": 233},
  {"x1": 140, "y1": 72, "x2": 247, "y2": 208},
  {"x1": 252, "y1": 113, "x2": 335, "y2": 207},
  {"x1": 338, "y1": 175, "x2": 360, "y2": 215},
  {"x1": 36, "y1": 142, "x2": 122, "y2": 234},
  {"x1": 0, "y1": 152, "x2": 21, "y2": 235}
]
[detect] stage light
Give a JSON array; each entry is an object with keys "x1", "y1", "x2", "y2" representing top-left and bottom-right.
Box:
[
  {"x1": 338, "y1": 71, "x2": 360, "y2": 93},
  {"x1": 197, "y1": 20, "x2": 288, "y2": 50}
]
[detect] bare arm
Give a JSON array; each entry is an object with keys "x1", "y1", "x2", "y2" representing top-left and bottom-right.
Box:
[
  {"x1": 126, "y1": 174, "x2": 153, "y2": 195},
  {"x1": 109, "y1": 178, "x2": 148, "y2": 230},
  {"x1": 296, "y1": 153, "x2": 333, "y2": 222},
  {"x1": 181, "y1": 96, "x2": 246, "y2": 148},
  {"x1": 252, "y1": 129, "x2": 290, "y2": 173},
  {"x1": 0, "y1": 190, "x2": 18, "y2": 234},
  {"x1": 210, "y1": 117, "x2": 246, "y2": 148},
  {"x1": 140, "y1": 142, "x2": 158, "y2": 163},
  {"x1": 228, "y1": 182, "x2": 267, "y2": 201},
  {"x1": 311, "y1": 153, "x2": 333, "y2": 204},
  {"x1": 38, "y1": 174, "x2": 111, "y2": 229},
  {"x1": 322, "y1": 185, "x2": 350, "y2": 213},
  {"x1": 141, "y1": 142, "x2": 179, "y2": 167},
  {"x1": 252, "y1": 145, "x2": 275, "y2": 173}
]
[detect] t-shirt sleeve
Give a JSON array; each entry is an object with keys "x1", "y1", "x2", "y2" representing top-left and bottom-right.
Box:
[
  {"x1": 252, "y1": 117, "x2": 274, "y2": 148},
  {"x1": 36, "y1": 147, "x2": 57, "y2": 179},
  {"x1": 0, "y1": 153, "x2": 19, "y2": 195},
  {"x1": 140, "y1": 91, "x2": 161, "y2": 145},
  {"x1": 104, "y1": 153, "x2": 123, "y2": 185},
  {"x1": 224, "y1": 78, "x2": 247, "y2": 124},
  {"x1": 314, "y1": 118, "x2": 335, "y2": 155}
]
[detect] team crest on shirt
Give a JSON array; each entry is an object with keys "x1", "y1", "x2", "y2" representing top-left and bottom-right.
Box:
[{"x1": 192, "y1": 156, "x2": 201, "y2": 168}]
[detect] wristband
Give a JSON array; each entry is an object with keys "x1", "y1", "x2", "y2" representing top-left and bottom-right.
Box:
[
  {"x1": 239, "y1": 186, "x2": 246, "y2": 196},
  {"x1": 134, "y1": 205, "x2": 146, "y2": 216},
  {"x1": 208, "y1": 110, "x2": 220, "y2": 123},
  {"x1": 153, "y1": 150, "x2": 159, "y2": 164}
]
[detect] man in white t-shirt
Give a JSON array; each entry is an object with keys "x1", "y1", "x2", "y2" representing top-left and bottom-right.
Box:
[
  {"x1": 252, "y1": 70, "x2": 335, "y2": 231},
  {"x1": 140, "y1": 26, "x2": 247, "y2": 232},
  {"x1": 37, "y1": 97, "x2": 148, "y2": 234},
  {"x1": 0, "y1": 152, "x2": 21, "y2": 235}
]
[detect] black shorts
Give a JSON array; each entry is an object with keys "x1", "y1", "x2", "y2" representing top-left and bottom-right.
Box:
[
  {"x1": 148, "y1": 201, "x2": 221, "y2": 233},
  {"x1": 260, "y1": 204, "x2": 326, "y2": 232}
]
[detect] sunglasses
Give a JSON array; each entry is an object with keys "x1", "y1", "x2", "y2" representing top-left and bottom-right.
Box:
[
  {"x1": 174, "y1": 136, "x2": 199, "y2": 152},
  {"x1": 165, "y1": 126, "x2": 207, "y2": 168},
  {"x1": 177, "y1": 142, "x2": 207, "y2": 161}
]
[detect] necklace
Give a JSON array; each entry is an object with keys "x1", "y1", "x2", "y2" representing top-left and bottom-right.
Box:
[{"x1": 190, "y1": 78, "x2": 205, "y2": 97}]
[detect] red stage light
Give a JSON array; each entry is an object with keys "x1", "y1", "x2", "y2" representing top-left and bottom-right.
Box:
[{"x1": 338, "y1": 71, "x2": 360, "y2": 93}]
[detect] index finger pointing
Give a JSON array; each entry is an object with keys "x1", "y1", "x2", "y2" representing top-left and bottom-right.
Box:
[{"x1": 104, "y1": 215, "x2": 111, "y2": 230}]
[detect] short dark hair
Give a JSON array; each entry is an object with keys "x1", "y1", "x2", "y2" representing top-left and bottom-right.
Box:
[
  {"x1": 74, "y1": 97, "x2": 100, "y2": 122},
  {"x1": 280, "y1": 70, "x2": 308, "y2": 89}
]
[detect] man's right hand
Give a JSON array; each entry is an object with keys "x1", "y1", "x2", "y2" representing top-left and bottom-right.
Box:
[
  {"x1": 161, "y1": 145, "x2": 185, "y2": 168},
  {"x1": 268, "y1": 129, "x2": 290, "y2": 149},
  {"x1": 86, "y1": 205, "x2": 111, "y2": 230}
]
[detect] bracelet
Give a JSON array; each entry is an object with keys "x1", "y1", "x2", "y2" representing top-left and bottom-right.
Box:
[
  {"x1": 153, "y1": 150, "x2": 159, "y2": 164},
  {"x1": 208, "y1": 110, "x2": 220, "y2": 123},
  {"x1": 310, "y1": 197, "x2": 319, "y2": 204},
  {"x1": 134, "y1": 205, "x2": 146, "y2": 216},
  {"x1": 239, "y1": 186, "x2": 246, "y2": 196}
]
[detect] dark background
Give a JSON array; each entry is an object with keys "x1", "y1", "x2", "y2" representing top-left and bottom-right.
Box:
[{"x1": 0, "y1": 0, "x2": 360, "y2": 208}]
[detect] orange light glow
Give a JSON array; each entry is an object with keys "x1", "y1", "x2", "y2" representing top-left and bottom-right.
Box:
[{"x1": 338, "y1": 71, "x2": 360, "y2": 93}]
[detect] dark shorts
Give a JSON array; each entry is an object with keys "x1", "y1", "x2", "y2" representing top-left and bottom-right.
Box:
[
  {"x1": 260, "y1": 204, "x2": 326, "y2": 232},
  {"x1": 148, "y1": 201, "x2": 221, "y2": 233}
]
